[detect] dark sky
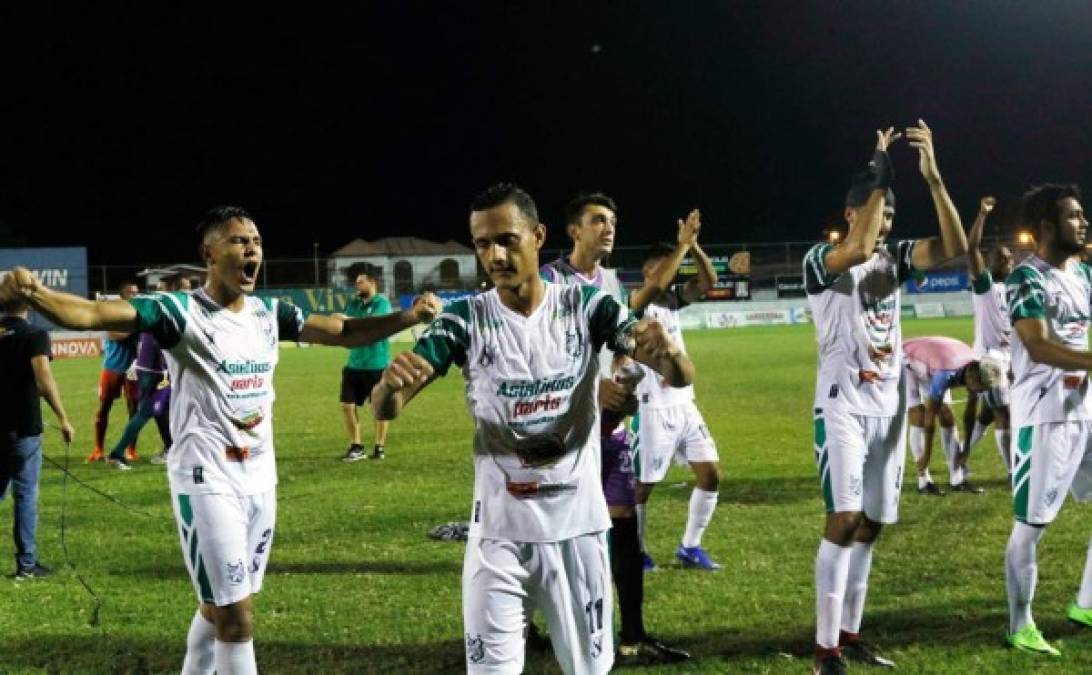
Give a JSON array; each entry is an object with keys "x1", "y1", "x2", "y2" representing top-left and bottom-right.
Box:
[{"x1": 0, "y1": 2, "x2": 1089, "y2": 265}]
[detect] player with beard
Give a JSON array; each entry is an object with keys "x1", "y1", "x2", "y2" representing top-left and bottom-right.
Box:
[
  {"x1": 0, "y1": 206, "x2": 442, "y2": 675},
  {"x1": 1002, "y1": 184, "x2": 1092, "y2": 656},
  {"x1": 803, "y1": 122, "x2": 967, "y2": 674},
  {"x1": 540, "y1": 193, "x2": 690, "y2": 664},
  {"x1": 373, "y1": 183, "x2": 693, "y2": 674}
]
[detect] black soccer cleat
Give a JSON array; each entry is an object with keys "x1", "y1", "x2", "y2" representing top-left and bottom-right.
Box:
[
  {"x1": 812, "y1": 654, "x2": 848, "y2": 675},
  {"x1": 950, "y1": 480, "x2": 985, "y2": 494},
  {"x1": 842, "y1": 639, "x2": 895, "y2": 668},
  {"x1": 917, "y1": 481, "x2": 944, "y2": 496},
  {"x1": 342, "y1": 444, "x2": 366, "y2": 462},
  {"x1": 371, "y1": 446, "x2": 385, "y2": 460},
  {"x1": 615, "y1": 635, "x2": 690, "y2": 666}
]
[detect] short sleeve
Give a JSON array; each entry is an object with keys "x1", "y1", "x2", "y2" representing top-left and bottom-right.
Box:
[
  {"x1": 412, "y1": 299, "x2": 471, "y2": 376},
  {"x1": 276, "y1": 301, "x2": 306, "y2": 342},
  {"x1": 1007, "y1": 267, "x2": 1046, "y2": 322},
  {"x1": 803, "y1": 244, "x2": 836, "y2": 294},
  {"x1": 373, "y1": 295, "x2": 393, "y2": 315},
  {"x1": 129, "y1": 292, "x2": 188, "y2": 349},
  {"x1": 884, "y1": 239, "x2": 918, "y2": 283},
  {"x1": 29, "y1": 328, "x2": 50, "y2": 360},
  {"x1": 971, "y1": 270, "x2": 993, "y2": 295},
  {"x1": 580, "y1": 286, "x2": 636, "y2": 354}
]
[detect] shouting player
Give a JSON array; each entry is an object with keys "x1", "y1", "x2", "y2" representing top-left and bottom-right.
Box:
[
  {"x1": 1003, "y1": 184, "x2": 1092, "y2": 656},
  {"x1": 0, "y1": 206, "x2": 441, "y2": 675},
  {"x1": 373, "y1": 183, "x2": 694, "y2": 674},
  {"x1": 803, "y1": 121, "x2": 967, "y2": 674}
]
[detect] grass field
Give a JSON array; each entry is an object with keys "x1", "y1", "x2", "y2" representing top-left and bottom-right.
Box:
[{"x1": 3, "y1": 317, "x2": 1092, "y2": 674}]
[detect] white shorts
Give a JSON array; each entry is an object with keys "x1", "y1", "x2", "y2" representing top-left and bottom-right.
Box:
[
  {"x1": 171, "y1": 489, "x2": 276, "y2": 606},
  {"x1": 463, "y1": 532, "x2": 613, "y2": 675},
  {"x1": 633, "y1": 402, "x2": 719, "y2": 484},
  {"x1": 813, "y1": 406, "x2": 906, "y2": 523},
  {"x1": 906, "y1": 372, "x2": 952, "y2": 409},
  {"x1": 1012, "y1": 422, "x2": 1092, "y2": 525}
]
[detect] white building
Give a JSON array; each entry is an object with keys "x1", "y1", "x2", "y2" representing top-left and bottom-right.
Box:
[{"x1": 327, "y1": 237, "x2": 478, "y2": 295}]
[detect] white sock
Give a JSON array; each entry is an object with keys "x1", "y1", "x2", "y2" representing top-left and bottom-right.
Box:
[
  {"x1": 214, "y1": 639, "x2": 257, "y2": 675},
  {"x1": 996, "y1": 429, "x2": 1012, "y2": 475},
  {"x1": 841, "y1": 541, "x2": 874, "y2": 634},
  {"x1": 1077, "y1": 537, "x2": 1092, "y2": 608},
  {"x1": 815, "y1": 539, "x2": 852, "y2": 648},
  {"x1": 1005, "y1": 522, "x2": 1045, "y2": 633},
  {"x1": 941, "y1": 426, "x2": 962, "y2": 484},
  {"x1": 681, "y1": 488, "x2": 718, "y2": 548},
  {"x1": 916, "y1": 468, "x2": 933, "y2": 490},
  {"x1": 635, "y1": 503, "x2": 648, "y2": 553},
  {"x1": 908, "y1": 426, "x2": 925, "y2": 464},
  {"x1": 969, "y1": 421, "x2": 989, "y2": 450},
  {"x1": 181, "y1": 609, "x2": 216, "y2": 675}
]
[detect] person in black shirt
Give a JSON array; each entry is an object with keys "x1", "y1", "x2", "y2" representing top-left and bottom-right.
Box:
[{"x1": 0, "y1": 296, "x2": 74, "y2": 579}]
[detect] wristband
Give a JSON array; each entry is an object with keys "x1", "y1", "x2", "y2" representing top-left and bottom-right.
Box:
[{"x1": 869, "y1": 149, "x2": 895, "y2": 190}]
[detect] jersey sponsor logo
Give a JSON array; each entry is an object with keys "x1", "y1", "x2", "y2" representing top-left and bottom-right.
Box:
[
  {"x1": 512, "y1": 434, "x2": 567, "y2": 467},
  {"x1": 512, "y1": 394, "x2": 566, "y2": 418},
  {"x1": 229, "y1": 410, "x2": 264, "y2": 432},
  {"x1": 216, "y1": 360, "x2": 273, "y2": 376},
  {"x1": 504, "y1": 480, "x2": 578, "y2": 499},
  {"x1": 495, "y1": 375, "x2": 576, "y2": 398}
]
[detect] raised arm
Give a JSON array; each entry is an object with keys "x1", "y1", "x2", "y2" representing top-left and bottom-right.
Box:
[
  {"x1": 0, "y1": 267, "x2": 139, "y2": 332},
  {"x1": 681, "y1": 241, "x2": 717, "y2": 303},
  {"x1": 823, "y1": 128, "x2": 900, "y2": 275},
  {"x1": 31, "y1": 355, "x2": 74, "y2": 443},
  {"x1": 1014, "y1": 318, "x2": 1092, "y2": 371},
  {"x1": 966, "y1": 196, "x2": 997, "y2": 278},
  {"x1": 629, "y1": 210, "x2": 699, "y2": 312},
  {"x1": 301, "y1": 293, "x2": 442, "y2": 347},
  {"x1": 630, "y1": 318, "x2": 694, "y2": 387},
  {"x1": 907, "y1": 119, "x2": 969, "y2": 271}
]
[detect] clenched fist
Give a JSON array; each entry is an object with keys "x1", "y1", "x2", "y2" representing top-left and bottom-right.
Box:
[
  {"x1": 380, "y1": 351, "x2": 435, "y2": 392},
  {"x1": 0, "y1": 266, "x2": 40, "y2": 304},
  {"x1": 412, "y1": 292, "x2": 443, "y2": 323}
]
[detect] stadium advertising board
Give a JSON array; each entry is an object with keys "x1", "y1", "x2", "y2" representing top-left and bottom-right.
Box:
[
  {"x1": 51, "y1": 332, "x2": 103, "y2": 359},
  {"x1": 253, "y1": 288, "x2": 476, "y2": 315},
  {"x1": 678, "y1": 255, "x2": 751, "y2": 301},
  {"x1": 904, "y1": 269, "x2": 968, "y2": 294},
  {"x1": 775, "y1": 274, "x2": 807, "y2": 298},
  {"x1": 0, "y1": 247, "x2": 89, "y2": 329}
]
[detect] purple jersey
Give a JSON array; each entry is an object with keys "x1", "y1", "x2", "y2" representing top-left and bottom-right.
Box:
[{"x1": 135, "y1": 332, "x2": 167, "y2": 374}]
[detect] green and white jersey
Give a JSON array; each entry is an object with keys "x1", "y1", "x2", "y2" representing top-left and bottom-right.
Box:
[
  {"x1": 634, "y1": 287, "x2": 694, "y2": 409},
  {"x1": 413, "y1": 283, "x2": 635, "y2": 542},
  {"x1": 1006, "y1": 255, "x2": 1092, "y2": 425},
  {"x1": 129, "y1": 288, "x2": 305, "y2": 496},
  {"x1": 971, "y1": 269, "x2": 1012, "y2": 356},
  {"x1": 803, "y1": 240, "x2": 917, "y2": 416},
  {"x1": 540, "y1": 257, "x2": 627, "y2": 380}
]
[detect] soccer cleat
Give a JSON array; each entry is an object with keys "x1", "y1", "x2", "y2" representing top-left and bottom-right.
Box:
[
  {"x1": 85, "y1": 448, "x2": 104, "y2": 463},
  {"x1": 1067, "y1": 602, "x2": 1092, "y2": 627},
  {"x1": 342, "y1": 445, "x2": 366, "y2": 462},
  {"x1": 14, "y1": 563, "x2": 53, "y2": 580},
  {"x1": 615, "y1": 635, "x2": 690, "y2": 665},
  {"x1": 149, "y1": 450, "x2": 169, "y2": 465},
  {"x1": 676, "y1": 545, "x2": 721, "y2": 571},
  {"x1": 371, "y1": 446, "x2": 385, "y2": 460},
  {"x1": 124, "y1": 447, "x2": 139, "y2": 462},
  {"x1": 1005, "y1": 623, "x2": 1060, "y2": 656},
  {"x1": 917, "y1": 481, "x2": 945, "y2": 496},
  {"x1": 812, "y1": 654, "x2": 848, "y2": 675},
  {"x1": 641, "y1": 551, "x2": 658, "y2": 572},
  {"x1": 841, "y1": 638, "x2": 895, "y2": 668},
  {"x1": 107, "y1": 454, "x2": 132, "y2": 471},
  {"x1": 950, "y1": 480, "x2": 985, "y2": 494}
]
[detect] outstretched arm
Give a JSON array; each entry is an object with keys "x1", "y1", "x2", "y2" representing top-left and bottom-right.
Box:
[
  {"x1": 630, "y1": 318, "x2": 694, "y2": 387},
  {"x1": 823, "y1": 128, "x2": 901, "y2": 275},
  {"x1": 629, "y1": 209, "x2": 700, "y2": 312},
  {"x1": 0, "y1": 267, "x2": 139, "y2": 331},
  {"x1": 966, "y1": 196, "x2": 997, "y2": 278},
  {"x1": 301, "y1": 293, "x2": 442, "y2": 347},
  {"x1": 907, "y1": 119, "x2": 969, "y2": 271},
  {"x1": 371, "y1": 351, "x2": 437, "y2": 421}
]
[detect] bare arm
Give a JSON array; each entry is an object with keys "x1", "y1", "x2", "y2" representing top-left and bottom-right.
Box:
[
  {"x1": 630, "y1": 318, "x2": 694, "y2": 387},
  {"x1": 966, "y1": 196, "x2": 997, "y2": 278},
  {"x1": 371, "y1": 351, "x2": 437, "y2": 421},
  {"x1": 300, "y1": 293, "x2": 442, "y2": 347},
  {"x1": 0, "y1": 267, "x2": 139, "y2": 331},
  {"x1": 31, "y1": 355, "x2": 74, "y2": 443},
  {"x1": 681, "y1": 242, "x2": 717, "y2": 303},
  {"x1": 1014, "y1": 317, "x2": 1092, "y2": 371},
  {"x1": 907, "y1": 119, "x2": 969, "y2": 271},
  {"x1": 628, "y1": 209, "x2": 700, "y2": 312}
]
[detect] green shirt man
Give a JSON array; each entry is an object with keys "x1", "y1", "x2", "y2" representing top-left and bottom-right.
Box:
[{"x1": 345, "y1": 295, "x2": 393, "y2": 370}]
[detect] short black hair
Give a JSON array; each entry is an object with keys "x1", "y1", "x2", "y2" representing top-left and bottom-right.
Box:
[
  {"x1": 469, "y1": 183, "x2": 539, "y2": 223},
  {"x1": 196, "y1": 205, "x2": 252, "y2": 241},
  {"x1": 565, "y1": 192, "x2": 617, "y2": 225},
  {"x1": 118, "y1": 279, "x2": 138, "y2": 292},
  {"x1": 845, "y1": 172, "x2": 896, "y2": 209},
  {"x1": 643, "y1": 242, "x2": 676, "y2": 265},
  {"x1": 1022, "y1": 184, "x2": 1081, "y2": 237},
  {"x1": 345, "y1": 262, "x2": 380, "y2": 284}
]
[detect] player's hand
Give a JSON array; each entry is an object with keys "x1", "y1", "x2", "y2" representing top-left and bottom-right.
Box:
[
  {"x1": 875, "y1": 126, "x2": 901, "y2": 152},
  {"x1": 677, "y1": 209, "x2": 701, "y2": 247},
  {"x1": 59, "y1": 419, "x2": 75, "y2": 444},
  {"x1": 379, "y1": 351, "x2": 434, "y2": 392},
  {"x1": 906, "y1": 119, "x2": 941, "y2": 184},
  {"x1": 633, "y1": 318, "x2": 679, "y2": 363},
  {"x1": 411, "y1": 292, "x2": 443, "y2": 323},
  {"x1": 980, "y1": 196, "x2": 997, "y2": 215},
  {"x1": 599, "y1": 378, "x2": 630, "y2": 412},
  {"x1": 0, "y1": 266, "x2": 39, "y2": 304}
]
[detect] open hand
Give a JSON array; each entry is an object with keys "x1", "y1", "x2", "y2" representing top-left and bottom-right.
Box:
[
  {"x1": 906, "y1": 119, "x2": 941, "y2": 184},
  {"x1": 875, "y1": 126, "x2": 902, "y2": 152}
]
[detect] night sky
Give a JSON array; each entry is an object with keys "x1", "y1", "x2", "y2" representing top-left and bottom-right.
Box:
[{"x1": 1, "y1": 2, "x2": 1089, "y2": 265}]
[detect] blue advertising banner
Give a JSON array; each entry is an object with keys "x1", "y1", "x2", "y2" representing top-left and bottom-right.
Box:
[
  {"x1": 0, "y1": 247, "x2": 89, "y2": 328},
  {"x1": 904, "y1": 270, "x2": 968, "y2": 294}
]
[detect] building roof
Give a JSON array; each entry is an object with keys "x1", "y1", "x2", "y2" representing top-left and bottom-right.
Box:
[
  {"x1": 331, "y1": 236, "x2": 473, "y2": 258},
  {"x1": 136, "y1": 263, "x2": 206, "y2": 278}
]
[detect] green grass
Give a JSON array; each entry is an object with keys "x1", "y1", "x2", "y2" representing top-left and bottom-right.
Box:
[{"x1": 2, "y1": 317, "x2": 1092, "y2": 673}]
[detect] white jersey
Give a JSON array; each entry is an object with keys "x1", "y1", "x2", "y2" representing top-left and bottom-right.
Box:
[
  {"x1": 971, "y1": 269, "x2": 1012, "y2": 356},
  {"x1": 634, "y1": 286, "x2": 694, "y2": 409},
  {"x1": 803, "y1": 240, "x2": 917, "y2": 416},
  {"x1": 414, "y1": 283, "x2": 635, "y2": 543},
  {"x1": 1006, "y1": 255, "x2": 1092, "y2": 425},
  {"x1": 540, "y1": 257, "x2": 626, "y2": 380},
  {"x1": 129, "y1": 289, "x2": 305, "y2": 495}
]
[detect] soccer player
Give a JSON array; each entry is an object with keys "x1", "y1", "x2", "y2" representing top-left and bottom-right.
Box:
[
  {"x1": 629, "y1": 219, "x2": 722, "y2": 572},
  {"x1": 903, "y1": 336, "x2": 1001, "y2": 495},
  {"x1": 338, "y1": 263, "x2": 394, "y2": 462},
  {"x1": 86, "y1": 280, "x2": 140, "y2": 463},
  {"x1": 803, "y1": 121, "x2": 967, "y2": 674},
  {"x1": 541, "y1": 192, "x2": 690, "y2": 664},
  {"x1": 1002, "y1": 184, "x2": 1092, "y2": 656},
  {"x1": 963, "y1": 196, "x2": 1015, "y2": 472},
  {"x1": 0, "y1": 206, "x2": 441, "y2": 675},
  {"x1": 373, "y1": 183, "x2": 694, "y2": 674}
]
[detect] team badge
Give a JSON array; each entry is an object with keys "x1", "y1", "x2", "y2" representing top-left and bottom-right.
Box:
[
  {"x1": 848, "y1": 476, "x2": 862, "y2": 496},
  {"x1": 565, "y1": 330, "x2": 583, "y2": 360},
  {"x1": 226, "y1": 559, "x2": 246, "y2": 585},
  {"x1": 465, "y1": 633, "x2": 485, "y2": 664},
  {"x1": 479, "y1": 343, "x2": 496, "y2": 368},
  {"x1": 1045, "y1": 488, "x2": 1059, "y2": 507}
]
